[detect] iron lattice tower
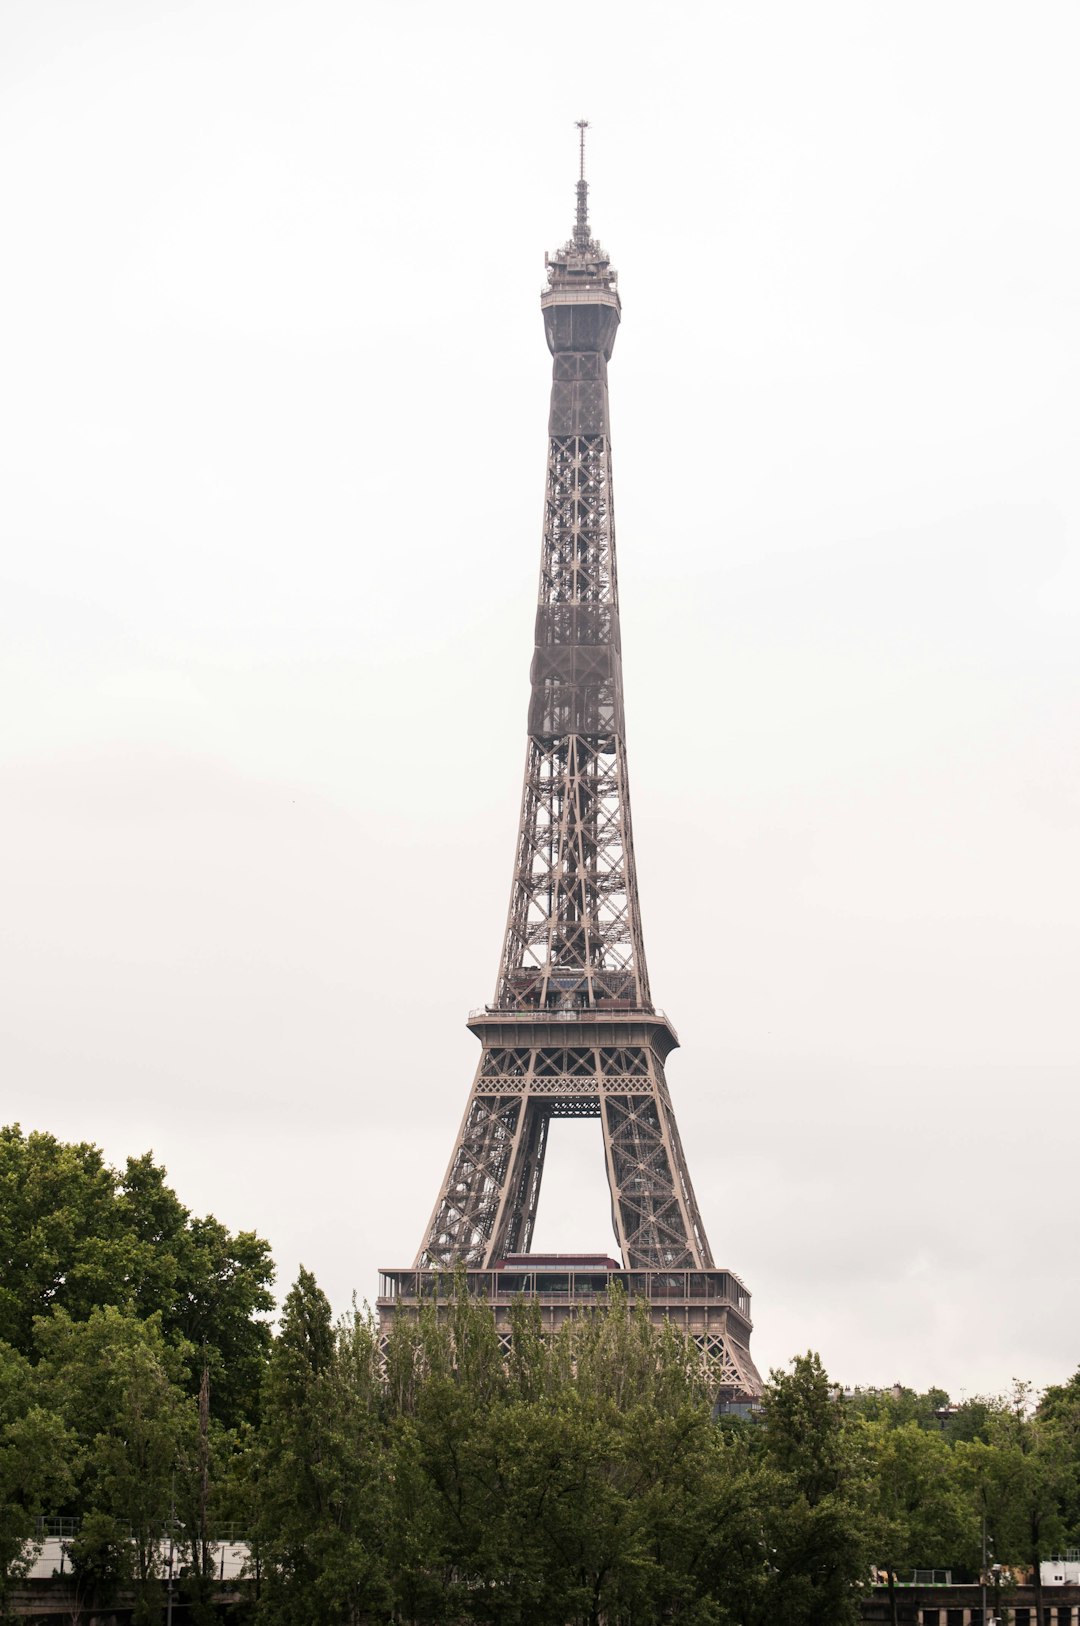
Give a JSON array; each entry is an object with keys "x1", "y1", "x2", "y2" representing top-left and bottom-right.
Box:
[{"x1": 382, "y1": 129, "x2": 761, "y2": 1400}]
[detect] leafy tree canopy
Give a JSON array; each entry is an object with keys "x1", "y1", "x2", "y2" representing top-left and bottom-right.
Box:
[
  {"x1": 0, "y1": 1125, "x2": 273, "y2": 1425},
  {"x1": 0, "y1": 1340, "x2": 74, "y2": 1614}
]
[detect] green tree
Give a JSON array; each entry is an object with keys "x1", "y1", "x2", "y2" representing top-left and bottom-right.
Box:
[
  {"x1": 36, "y1": 1304, "x2": 194, "y2": 1624},
  {"x1": 481, "y1": 1393, "x2": 653, "y2": 1626},
  {"x1": 381, "y1": 1285, "x2": 503, "y2": 1622},
  {"x1": 687, "y1": 1428, "x2": 788, "y2": 1626},
  {"x1": 381, "y1": 1280, "x2": 800, "y2": 1626},
  {"x1": 861, "y1": 1418, "x2": 976, "y2": 1625},
  {"x1": 392, "y1": 1375, "x2": 696, "y2": 1625},
  {"x1": 254, "y1": 1269, "x2": 390, "y2": 1626},
  {"x1": 173, "y1": 1361, "x2": 248, "y2": 1626},
  {"x1": 1038, "y1": 1369, "x2": 1080, "y2": 1545},
  {"x1": 758, "y1": 1352, "x2": 869, "y2": 1626},
  {"x1": 945, "y1": 1396, "x2": 998, "y2": 1444},
  {"x1": 1038, "y1": 1368, "x2": 1080, "y2": 1427},
  {"x1": 957, "y1": 1382, "x2": 1077, "y2": 1624},
  {"x1": 0, "y1": 1127, "x2": 274, "y2": 1427},
  {"x1": 847, "y1": 1385, "x2": 951, "y2": 1431},
  {"x1": 561, "y1": 1284, "x2": 708, "y2": 1417},
  {"x1": 0, "y1": 1127, "x2": 119, "y2": 1350},
  {"x1": 0, "y1": 1342, "x2": 74, "y2": 1619}
]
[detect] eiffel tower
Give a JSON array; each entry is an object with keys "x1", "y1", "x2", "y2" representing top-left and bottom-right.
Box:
[{"x1": 379, "y1": 127, "x2": 761, "y2": 1400}]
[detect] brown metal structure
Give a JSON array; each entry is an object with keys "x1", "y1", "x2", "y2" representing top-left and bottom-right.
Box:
[{"x1": 380, "y1": 129, "x2": 761, "y2": 1399}]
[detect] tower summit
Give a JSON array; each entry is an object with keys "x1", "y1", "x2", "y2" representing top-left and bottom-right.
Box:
[{"x1": 379, "y1": 129, "x2": 761, "y2": 1400}]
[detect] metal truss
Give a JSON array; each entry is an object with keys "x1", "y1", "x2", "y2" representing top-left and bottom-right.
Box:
[
  {"x1": 688, "y1": 1332, "x2": 761, "y2": 1398},
  {"x1": 499, "y1": 730, "x2": 649, "y2": 1010},
  {"x1": 418, "y1": 1032, "x2": 714, "y2": 1272},
  {"x1": 496, "y1": 427, "x2": 649, "y2": 1013},
  {"x1": 406, "y1": 152, "x2": 759, "y2": 1394}
]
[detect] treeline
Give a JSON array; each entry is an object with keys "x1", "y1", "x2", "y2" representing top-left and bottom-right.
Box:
[{"x1": 4, "y1": 1126, "x2": 1080, "y2": 1626}]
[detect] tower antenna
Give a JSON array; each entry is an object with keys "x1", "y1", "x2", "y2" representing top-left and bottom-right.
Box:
[{"x1": 574, "y1": 118, "x2": 591, "y2": 247}]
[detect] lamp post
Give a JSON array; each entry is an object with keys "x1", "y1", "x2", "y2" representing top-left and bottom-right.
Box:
[
  {"x1": 165, "y1": 1473, "x2": 175, "y2": 1626},
  {"x1": 981, "y1": 1512, "x2": 987, "y2": 1626},
  {"x1": 990, "y1": 1561, "x2": 1002, "y2": 1626}
]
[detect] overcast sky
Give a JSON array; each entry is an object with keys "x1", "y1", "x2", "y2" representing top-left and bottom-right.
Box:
[{"x1": 2, "y1": 0, "x2": 1078, "y2": 1398}]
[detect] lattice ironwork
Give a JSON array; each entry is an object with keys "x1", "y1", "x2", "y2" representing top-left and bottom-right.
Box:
[
  {"x1": 399, "y1": 136, "x2": 760, "y2": 1395},
  {"x1": 499, "y1": 732, "x2": 647, "y2": 1010},
  {"x1": 421, "y1": 1028, "x2": 714, "y2": 1269},
  {"x1": 691, "y1": 1333, "x2": 760, "y2": 1394}
]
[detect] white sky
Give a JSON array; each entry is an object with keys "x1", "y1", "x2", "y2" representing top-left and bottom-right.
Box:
[{"x1": 2, "y1": 0, "x2": 1078, "y2": 1398}]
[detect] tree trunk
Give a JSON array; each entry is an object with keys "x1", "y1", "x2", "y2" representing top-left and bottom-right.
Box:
[
  {"x1": 886, "y1": 1563, "x2": 899, "y2": 1626},
  {"x1": 198, "y1": 1361, "x2": 211, "y2": 1580}
]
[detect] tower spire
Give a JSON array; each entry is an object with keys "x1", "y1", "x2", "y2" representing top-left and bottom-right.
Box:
[{"x1": 573, "y1": 118, "x2": 591, "y2": 248}]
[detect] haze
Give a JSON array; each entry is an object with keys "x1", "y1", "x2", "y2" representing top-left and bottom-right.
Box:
[{"x1": 2, "y1": 0, "x2": 1078, "y2": 1397}]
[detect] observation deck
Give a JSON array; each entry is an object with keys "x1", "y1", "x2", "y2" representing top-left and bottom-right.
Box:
[
  {"x1": 377, "y1": 1254, "x2": 757, "y2": 1398},
  {"x1": 467, "y1": 1004, "x2": 679, "y2": 1059}
]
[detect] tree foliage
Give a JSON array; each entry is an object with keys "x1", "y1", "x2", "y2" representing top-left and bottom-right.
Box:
[
  {"x1": 0, "y1": 1125, "x2": 274, "y2": 1427},
  {"x1": 253, "y1": 1270, "x2": 390, "y2": 1626},
  {"x1": 9, "y1": 1131, "x2": 1080, "y2": 1623},
  {"x1": 0, "y1": 1341, "x2": 73, "y2": 1616}
]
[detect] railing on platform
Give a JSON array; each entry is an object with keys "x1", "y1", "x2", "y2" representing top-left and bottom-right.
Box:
[
  {"x1": 468, "y1": 1005, "x2": 672, "y2": 1022},
  {"x1": 23, "y1": 1534, "x2": 252, "y2": 1584},
  {"x1": 378, "y1": 1266, "x2": 751, "y2": 1317}
]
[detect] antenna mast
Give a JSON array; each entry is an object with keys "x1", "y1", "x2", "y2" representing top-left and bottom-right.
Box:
[{"x1": 574, "y1": 118, "x2": 591, "y2": 247}]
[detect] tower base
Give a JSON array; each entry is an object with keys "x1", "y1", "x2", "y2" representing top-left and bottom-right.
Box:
[{"x1": 377, "y1": 1253, "x2": 762, "y2": 1401}]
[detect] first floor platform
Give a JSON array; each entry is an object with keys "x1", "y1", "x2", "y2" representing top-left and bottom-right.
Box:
[{"x1": 376, "y1": 1253, "x2": 762, "y2": 1400}]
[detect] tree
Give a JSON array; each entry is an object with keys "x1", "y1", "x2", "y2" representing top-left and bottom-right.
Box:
[
  {"x1": 173, "y1": 1360, "x2": 245, "y2": 1626},
  {"x1": 390, "y1": 1371, "x2": 717, "y2": 1625},
  {"x1": 687, "y1": 1427, "x2": 788, "y2": 1626},
  {"x1": 758, "y1": 1352, "x2": 869, "y2": 1626},
  {"x1": 561, "y1": 1283, "x2": 709, "y2": 1417},
  {"x1": 1038, "y1": 1369, "x2": 1080, "y2": 1546},
  {"x1": 957, "y1": 1382, "x2": 1078, "y2": 1624},
  {"x1": 254, "y1": 1269, "x2": 390, "y2": 1626},
  {"x1": 945, "y1": 1396, "x2": 998, "y2": 1444},
  {"x1": 381, "y1": 1282, "x2": 825, "y2": 1626},
  {"x1": 0, "y1": 1342, "x2": 74, "y2": 1619},
  {"x1": 1038, "y1": 1368, "x2": 1080, "y2": 1427},
  {"x1": 861, "y1": 1418, "x2": 976, "y2": 1625},
  {"x1": 35, "y1": 1304, "x2": 195, "y2": 1624},
  {"x1": 847, "y1": 1385, "x2": 951, "y2": 1431},
  {"x1": 0, "y1": 1127, "x2": 119, "y2": 1351},
  {"x1": 0, "y1": 1126, "x2": 274, "y2": 1427}
]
